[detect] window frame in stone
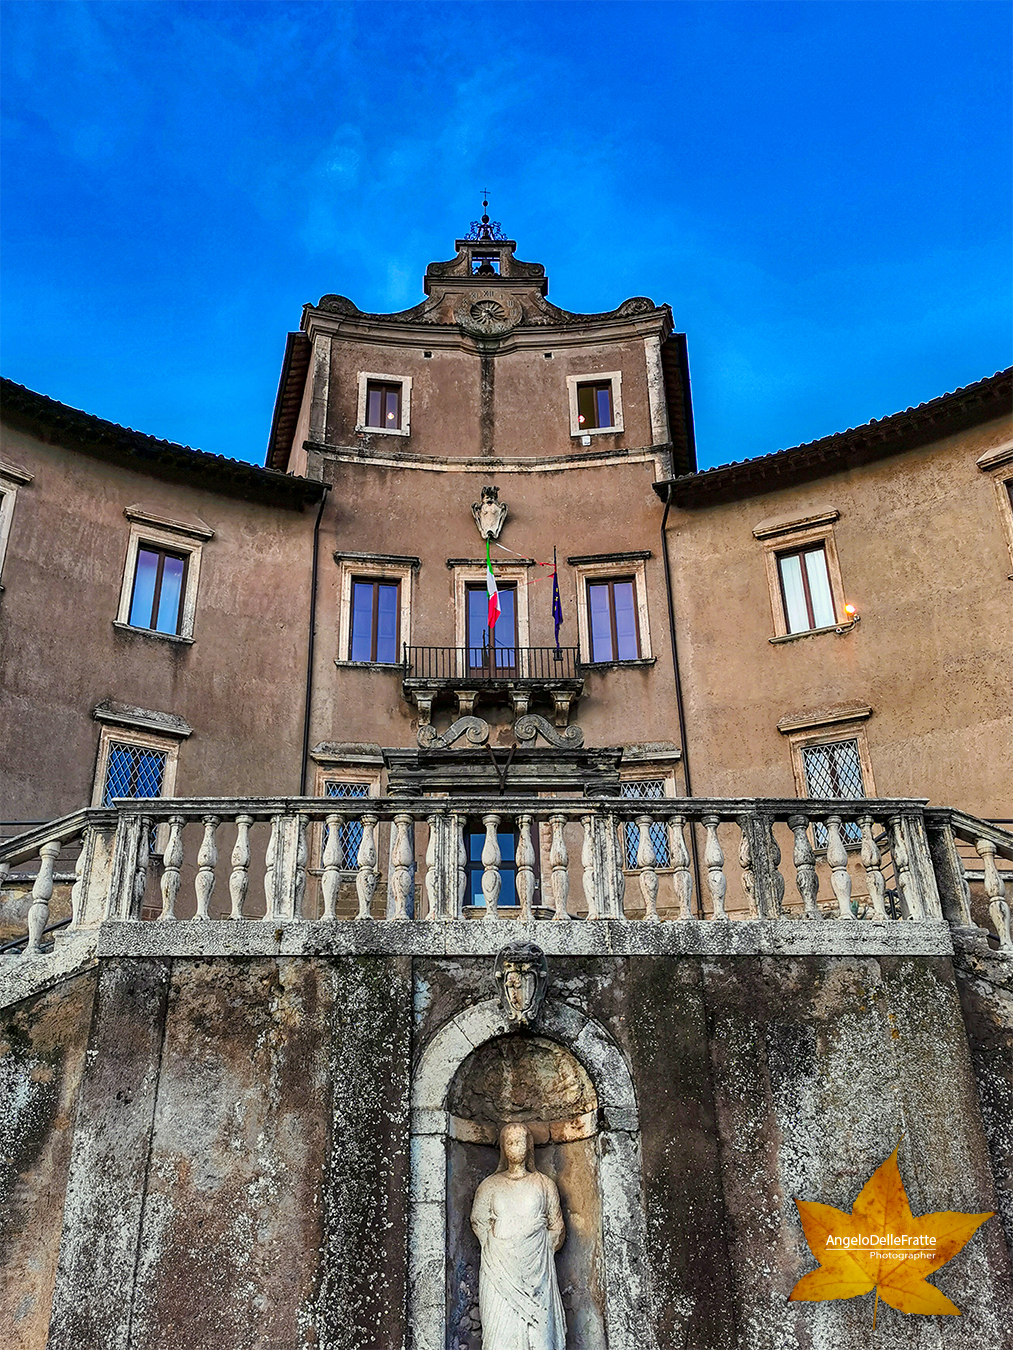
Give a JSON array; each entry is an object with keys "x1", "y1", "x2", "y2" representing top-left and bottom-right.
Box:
[
  {"x1": 355, "y1": 371, "x2": 413, "y2": 438},
  {"x1": 115, "y1": 507, "x2": 213, "y2": 643},
  {"x1": 335, "y1": 552, "x2": 418, "y2": 669},
  {"x1": 775, "y1": 543, "x2": 837, "y2": 635},
  {"x1": 348, "y1": 576, "x2": 402, "y2": 664},
  {"x1": 585, "y1": 576, "x2": 642, "y2": 663},
  {"x1": 0, "y1": 460, "x2": 32, "y2": 592},
  {"x1": 780, "y1": 710, "x2": 876, "y2": 849},
  {"x1": 91, "y1": 723, "x2": 181, "y2": 811},
  {"x1": 753, "y1": 510, "x2": 849, "y2": 641},
  {"x1": 976, "y1": 441, "x2": 1013, "y2": 576},
  {"x1": 566, "y1": 371, "x2": 623, "y2": 438},
  {"x1": 568, "y1": 553, "x2": 653, "y2": 667}
]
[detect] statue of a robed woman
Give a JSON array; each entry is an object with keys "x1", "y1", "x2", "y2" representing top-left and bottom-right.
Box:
[{"x1": 470, "y1": 1123, "x2": 566, "y2": 1350}]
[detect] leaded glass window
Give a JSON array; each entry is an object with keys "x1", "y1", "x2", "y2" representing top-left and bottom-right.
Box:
[{"x1": 621, "y1": 779, "x2": 671, "y2": 868}]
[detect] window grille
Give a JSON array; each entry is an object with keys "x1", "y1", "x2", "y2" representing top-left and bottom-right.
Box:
[
  {"x1": 323, "y1": 781, "x2": 370, "y2": 863},
  {"x1": 801, "y1": 740, "x2": 864, "y2": 844},
  {"x1": 103, "y1": 743, "x2": 167, "y2": 804},
  {"x1": 621, "y1": 779, "x2": 671, "y2": 868}
]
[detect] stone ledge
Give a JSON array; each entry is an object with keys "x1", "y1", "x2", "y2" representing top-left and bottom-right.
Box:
[
  {"x1": 0, "y1": 932, "x2": 97, "y2": 1009},
  {"x1": 93, "y1": 918, "x2": 955, "y2": 960}
]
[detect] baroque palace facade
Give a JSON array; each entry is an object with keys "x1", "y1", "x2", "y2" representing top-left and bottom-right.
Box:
[{"x1": 1, "y1": 226, "x2": 1012, "y2": 1350}]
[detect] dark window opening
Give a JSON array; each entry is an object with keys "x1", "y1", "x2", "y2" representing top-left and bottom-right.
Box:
[
  {"x1": 576, "y1": 381, "x2": 614, "y2": 430},
  {"x1": 471, "y1": 253, "x2": 501, "y2": 275},
  {"x1": 365, "y1": 381, "x2": 402, "y2": 430},
  {"x1": 466, "y1": 582, "x2": 518, "y2": 674},
  {"x1": 349, "y1": 579, "x2": 400, "y2": 663},
  {"x1": 587, "y1": 578, "x2": 640, "y2": 662},
  {"x1": 128, "y1": 545, "x2": 188, "y2": 634}
]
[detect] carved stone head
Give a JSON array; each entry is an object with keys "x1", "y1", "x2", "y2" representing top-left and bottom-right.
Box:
[
  {"x1": 472, "y1": 485, "x2": 508, "y2": 540},
  {"x1": 494, "y1": 942, "x2": 548, "y2": 1028}
]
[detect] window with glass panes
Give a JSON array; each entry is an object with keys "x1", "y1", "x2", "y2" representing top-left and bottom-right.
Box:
[
  {"x1": 576, "y1": 381, "x2": 614, "y2": 430},
  {"x1": 587, "y1": 578, "x2": 640, "y2": 662},
  {"x1": 465, "y1": 825, "x2": 528, "y2": 907},
  {"x1": 365, "y1": 381, "x2": 402, "y2": 430},
  {"x1": 323, "y1": 780, "x2": 370, "y2": 864},
  {"x1": 620, "y1": 780, "x2": 671, "y2": 868},
  {"x1": 103, "y1": 743, "x2": 167, "y2": 804},
  {"x1": 801, "y1": 739, "x2": 864, "y2": 844},
  {"x1": 349, "y1": 579, "x2": 400, "y2": 663},
  {"x1": 776, "y1": 545, "x2": 836, "y2": 633},
  {"x1": 466, "y1": 582, "x2": 517, "y2": 673},
  {"x1": 128, "y1": 545, "x2": 188, "y2": 634}
]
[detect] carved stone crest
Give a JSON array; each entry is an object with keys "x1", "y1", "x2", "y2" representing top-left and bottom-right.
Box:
[
  {"x1": 495, "y1": 941, "x2": 548, "y2": 1028},
  {"x1": 472, "y1": 485, "x2": 508, "y2": 541}
]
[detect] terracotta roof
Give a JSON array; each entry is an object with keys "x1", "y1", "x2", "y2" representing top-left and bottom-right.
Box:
[
  {"x1": 654, "y1": 368, "x2": 1013, "y2": 507},
  {"x1": 266, "y1": 332, "x2": 311, "y2": 471},
  {"x1": 1, "y1": 378, "x2": 326, "y2": 508}
]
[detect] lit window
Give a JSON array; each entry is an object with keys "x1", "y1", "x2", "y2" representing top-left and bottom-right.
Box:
[
  {"x1": 103, "y1": 742, "x2": 168, "y2": 804},
  {"x1": 128, "y1": 546, "x2": 188, "y2": 634},
  {"x1": 349, "y1": 578, "x2": 400, "y2": 663},
  {"x1": 587, "y1": 578, "x2": 640, "y2": 662},
  {"x1": 801, "y1": 739, "x2": 864, "y2": 844},
  {"x1": 365, "y1": 381, "x2": 402, "y2": 430},
  {"x1": 620, "y1": 779, "x2": 672, "y2": 868},
  {"x1": 577, "y1": 381, "x2": 615, "y2": 430},
  {"x1": 776, "y1": 545, "x2": 836, "y2": 634}
]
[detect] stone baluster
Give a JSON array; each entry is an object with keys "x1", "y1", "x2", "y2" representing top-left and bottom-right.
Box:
[
  {"x1": 390, "y1": 813, "x2": 414, "y2": 921},
  {"x1": 859, "y1": 816, "x2": 888, "y2": 920},
  {"x1": 609, "y1": 812, "x2": 627, "y2": 919},
  {"x1": 263, "y1": 813, "x2": 283, "y2": 920},
  {"x1": 320, "y1": 813, "x2": 343, "y2": 921},
  {"x1": 481, "y1": 812, "x2": 502, "y2": 918},
  {"x1": 581, "y1": 813, "x2": 602, "y2": 921},
  {"x1": 976, "y1": 837, "x2": 1012, "y2": 950},
  {"x1": 424, "y1": 813, "x2": 444, "y2": 921},
  {"x1": 70, "y1": 833, "x2": 88, "y2": 929},
  {"x1": 355, "y1": 813, "x2": 379, "y2": 920},
  {"x1": 26, "y1": 840, "x2": 61, "y2": 954},
  {"x1": 549, "y1": 813, "x2": 570, "y2": 921},
  {"x1": 768, "y1": 821, "x2": 785, "y2": 916},
  {"x1": 636, "y1": 816, "x2": 660, "y2": 923},
  {"x1": 455, "y1": 814, "x2": 468, "y2": 918},
  {"x1": 229, "y1": 814, "x2": 254, "y2": 920},
  {"x1": 788, "y1": 815, "x2": 820, "y2": 919},
  {"x1": 160, "y1": 815, "x2": 185, "y2": 921},
  {"x1": 826, "y1": 815, "x2": 854, "y2": 919},
  {"x1": 668, "y1": 815, "x2": 694, "y2": 920},
  {"x1": 739, "y1": 827, "x2": 756, "y2": 918},
  {"x1": 516, "y1": 814, "x2": 536, "y2": 923},
  {"x1": 702, "y1": 816, "x2": 727, "y2": 920},
  {"x1": 194, "y1": 815, "x2": 220, "y2": 920},
  {"x1": 890, "y1": 815, "x2": 924, "y2": 921},
  {"x1": 292, "y1": 814, "x2": 308, "y2": 919},
  {"x1": 132, "y1": 817, "x2": 151, "y2": 919}
]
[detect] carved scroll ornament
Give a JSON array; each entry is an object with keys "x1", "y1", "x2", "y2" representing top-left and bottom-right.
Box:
[{"x1": 513, "y1": 714, "x2": 584, "y2": 749}]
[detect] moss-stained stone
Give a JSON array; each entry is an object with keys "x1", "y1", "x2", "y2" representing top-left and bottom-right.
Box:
[
  {"x1": 315, "y1": 955, "x2": 412, "y2": 1350},
  {"x1": 0, "y1": 969, "x2": 96, "y2": 1350}
]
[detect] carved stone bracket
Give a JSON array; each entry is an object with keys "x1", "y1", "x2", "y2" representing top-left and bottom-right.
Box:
[
  {"x1": 417, "y1": 716, "x2": 490, "y2": 750},
  {"x1": 514, "y1": 714, "x2": 584, "y2": 749}
]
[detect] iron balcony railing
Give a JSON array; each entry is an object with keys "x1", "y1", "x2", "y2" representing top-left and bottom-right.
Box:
[{"x1": 403, "y1": 645, "x2": 582, "y2": 681}]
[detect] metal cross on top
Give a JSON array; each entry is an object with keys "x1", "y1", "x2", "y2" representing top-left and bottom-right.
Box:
[{"x1": 466, "y1": 189, "x2": 507, "y2": 242}]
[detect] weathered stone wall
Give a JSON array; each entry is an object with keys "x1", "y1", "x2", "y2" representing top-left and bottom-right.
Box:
[{"x1": 2, "y1": 948, "x2": 1010, "y2": 1349}]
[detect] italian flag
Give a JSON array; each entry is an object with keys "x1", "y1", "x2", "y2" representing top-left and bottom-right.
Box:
[{"x1": 485, "y1": 537, "x2": 500, "y2": 634}]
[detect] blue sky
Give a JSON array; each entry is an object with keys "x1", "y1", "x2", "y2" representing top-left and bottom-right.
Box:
[{"x1": 2, "y1": 0, "x2": 1010, "y2": 470}]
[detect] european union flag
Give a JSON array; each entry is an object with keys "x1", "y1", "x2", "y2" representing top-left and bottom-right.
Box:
[{"x1": 551, "y1": 547, "x2": 563, "y2": 650}]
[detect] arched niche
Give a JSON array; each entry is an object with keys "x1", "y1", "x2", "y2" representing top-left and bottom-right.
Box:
[{"x1": 410, "y1": 998, "x2": 652, "y2": 1350}]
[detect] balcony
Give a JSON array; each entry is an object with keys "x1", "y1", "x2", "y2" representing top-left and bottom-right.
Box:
[{"x1": 402, "y1": 645, "x2": 584, "y2": 728}]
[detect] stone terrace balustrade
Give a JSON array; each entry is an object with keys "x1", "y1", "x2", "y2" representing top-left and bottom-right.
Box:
[{"x1": 2, "y1": 797, "x2": 1011, "y2": 954}]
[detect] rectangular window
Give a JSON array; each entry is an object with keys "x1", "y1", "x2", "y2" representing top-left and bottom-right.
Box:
[
  {"x1": 587, "y1": 578, "x2": 640, "y2": 662},
  {"x1": 576, "y1": 381, "x2": 615, "y2": 431},
  {"x1": 365, "y1": 381, "x2": 402, "y2": 430},
  {"x1": 128, "y1": 545, "x2": 189, "y2": 634},
  {"x1": 466, "y1": 826, "x2": 518, "y2": 907},
  {"x1": 103, "y1": 742, "x2": 168, "y2": 805},
  {"x1": 323, "y1": 780, "x2": 370, "y2": 865},
  {"x1": 621, "y1": 780, "x2": 672, "y2": 868},
  {"x1": 777, "y1": 545, "x2": 836, "y2": 634},
  {"x1": 801, "y1": 739, "x2": 864, "y2": 844},
  {"x1": 349, "y1": 579, "x2": 400, "y2": 663},
  {"x1": 466, "y1": 582, "x2": 517, "y2": 674},
  {"x1": 471, "y1": 253, "x2": 501, "y2": 274}
]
